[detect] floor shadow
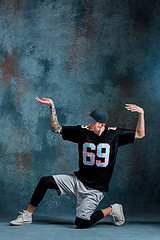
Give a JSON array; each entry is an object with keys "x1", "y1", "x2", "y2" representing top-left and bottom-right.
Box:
[
  {"x1": 33, "y1": 218, "x2": 115, "y2": 228},
  {"x1": 33, "y1": 218, "x2": 74, "y2": 225}
]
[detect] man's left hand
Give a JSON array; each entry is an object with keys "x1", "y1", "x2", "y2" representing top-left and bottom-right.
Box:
[{"x1": 125, "y1": 104, "x2": 144, "y2": 114}]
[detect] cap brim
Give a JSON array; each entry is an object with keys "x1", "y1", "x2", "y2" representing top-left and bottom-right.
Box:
[{"x1": 85, "y1": 116, "x2": 97, "y2": 124}]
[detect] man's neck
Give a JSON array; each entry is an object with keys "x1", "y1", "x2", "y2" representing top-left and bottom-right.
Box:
[{"x1": 97, "y1": 126, "x2": 106, "y2": 136}]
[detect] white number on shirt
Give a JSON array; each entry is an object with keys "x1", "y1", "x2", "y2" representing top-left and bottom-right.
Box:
[
  {"x1": 83, "y1": 143, "x2": 96, "y2": 166},
  {"x1": 83, "y1": 142, "x2": 110, "y2": 167}
]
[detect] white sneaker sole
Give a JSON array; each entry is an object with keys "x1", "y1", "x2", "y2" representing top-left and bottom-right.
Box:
[{"x1": 10, "y1": 221, "x2": 32, "y2": 226}]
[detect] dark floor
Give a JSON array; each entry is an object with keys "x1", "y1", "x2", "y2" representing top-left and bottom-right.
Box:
[{"x1": 1, "y1": 214, "x2": 160, "y2": 240}]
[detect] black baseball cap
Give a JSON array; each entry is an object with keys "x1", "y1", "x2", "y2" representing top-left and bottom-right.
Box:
[{"x1": 86, "y1": 108, "x2": 108, "y2": 124}]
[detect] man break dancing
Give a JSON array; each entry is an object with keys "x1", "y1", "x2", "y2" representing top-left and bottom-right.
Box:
[{"x1": 10, "y1": 97, "x2": 145, "y2": 228}]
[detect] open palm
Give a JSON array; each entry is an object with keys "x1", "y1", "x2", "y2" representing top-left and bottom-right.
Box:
[{"x1": 35, "y1": 97, "x2": 53, "y2": 106}]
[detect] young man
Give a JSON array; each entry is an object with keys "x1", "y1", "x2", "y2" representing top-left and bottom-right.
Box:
[{"x1": 10, "y1": 97, "x2": 145, "y2": 228}]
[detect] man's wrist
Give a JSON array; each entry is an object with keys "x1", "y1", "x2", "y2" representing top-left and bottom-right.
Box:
[
  {"x1": 140, "y1": 110, "x2": 144, "y2": 114},
  {"x1": 50, "y1": 103, "x2": 54, "y2": 108}
]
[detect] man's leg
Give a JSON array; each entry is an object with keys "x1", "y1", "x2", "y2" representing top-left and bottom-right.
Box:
[
  {"x1": 10, "y1": 176, "x2": 59, "y2": 225},
  {"x1": 74, "y1": 178, "x2": 125, "y2": 229},
  {"x1": 27, "y1": 176, "x2": 59, "y2": 213},
  {"x1": 75, "y1": 204, "x2": 125, "y2": 228},
  {"x1": 75, "y1": 207, "x2": 112, "y2": 228}
]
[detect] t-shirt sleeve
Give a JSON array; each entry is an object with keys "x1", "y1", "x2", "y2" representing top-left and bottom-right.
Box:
[
  {"x1": 118, "y1": 128, "x2": 135, "y2": 147},
  {"x1": 62, "y1": 125, "x2": 85, "y2": 143}
]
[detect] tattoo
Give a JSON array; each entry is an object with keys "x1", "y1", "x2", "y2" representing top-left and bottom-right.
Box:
[{"x1": 50, "y1": 104, "x2": 62, "y2": 134}]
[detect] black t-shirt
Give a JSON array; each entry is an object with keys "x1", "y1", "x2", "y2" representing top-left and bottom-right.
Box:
[{"x1": 62, "y1": 125, "x2": 135, "y2": 192}]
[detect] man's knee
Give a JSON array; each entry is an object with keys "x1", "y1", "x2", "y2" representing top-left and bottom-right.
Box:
[
  {"x1": 39, "y1": 176, "x2": 58, "y2": 189},
  {"x1": 39, "y1": 176, "x2": 47, "y2": 183},
  {"x1": 39, "y1": 176, "x2": 49, "y2": 187},
  {"x1": 75, "y1": 217, "x2": 91, "y2": 229}
]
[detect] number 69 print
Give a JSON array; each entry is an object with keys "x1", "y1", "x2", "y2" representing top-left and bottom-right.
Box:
[{"x1": 83, "y1": 142, "x2": 110, "y2": 167}]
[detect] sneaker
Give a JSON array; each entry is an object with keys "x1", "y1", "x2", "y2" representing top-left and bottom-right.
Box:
[
  {"x1": 110, "y1": 203, "x2": 125, "y2": 226},
  {"x1": 10, "y1": 210, "x2": 32, "y2": 226}
]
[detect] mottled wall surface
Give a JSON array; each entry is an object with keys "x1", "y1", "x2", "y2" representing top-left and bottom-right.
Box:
[{"x1": 0, "y1": 0, "x2": 160, "y2": 217}]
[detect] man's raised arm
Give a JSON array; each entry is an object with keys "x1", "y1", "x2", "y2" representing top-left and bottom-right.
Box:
[
  {"x1": 125, "y1": 104, "x2": 145, "y2": 139},
  {"x1": 35, "y1": 97, "x2": 62, "y2": 134}
]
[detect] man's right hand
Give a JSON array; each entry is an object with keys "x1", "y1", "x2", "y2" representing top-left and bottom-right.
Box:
[
  {"x1": 35, "y1": 97, "x2": 53, "y2": 106},
  {"x1": 35, "y1": 97, "x2": 62, "y2": 134}
]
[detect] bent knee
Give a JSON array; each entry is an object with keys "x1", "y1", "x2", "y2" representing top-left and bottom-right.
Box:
[
  {"x1": 75, "y1": 217, "x2": 91, "y2": 229},
  {"x1": 39, "y1": 176, "x2": 58, "y2": 190},
  {"x1": 39, "y1": 176, "x2": 48, "y2": 184}
]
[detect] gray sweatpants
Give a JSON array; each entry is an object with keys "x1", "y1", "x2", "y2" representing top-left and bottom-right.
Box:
[{"x1": 53, "y1": 174, "x2": 104, "y2": 220}]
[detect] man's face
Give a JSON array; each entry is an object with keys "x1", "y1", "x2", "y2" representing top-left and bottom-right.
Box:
[{"x1": 87, "y1": 122, "x2": 105, "y2": 134}]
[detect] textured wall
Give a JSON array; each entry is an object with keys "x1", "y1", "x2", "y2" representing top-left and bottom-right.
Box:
[{"x1": 0, "y1": 0, "x2": 160, "y2": 217}]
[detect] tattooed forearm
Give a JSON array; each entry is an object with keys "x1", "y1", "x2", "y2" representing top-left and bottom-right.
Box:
[{"x1": 50, "y1": 103, "x2": 62, "y2": 134}]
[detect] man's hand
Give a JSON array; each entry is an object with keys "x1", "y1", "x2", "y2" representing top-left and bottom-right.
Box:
[
  {"x1": 35, "y1": 97, "x2": 53, "y2": 106},
  {"x1": 125, "y1": 104, "x2": 144, "y2": 114},
  {"x1": 125, "y1": 104, "x2": 145, "y2": 139}
]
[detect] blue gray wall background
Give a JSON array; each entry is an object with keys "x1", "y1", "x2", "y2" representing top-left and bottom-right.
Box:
[{"x1": 0, "y1": 0, "x2": 160, "y2": 218}]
